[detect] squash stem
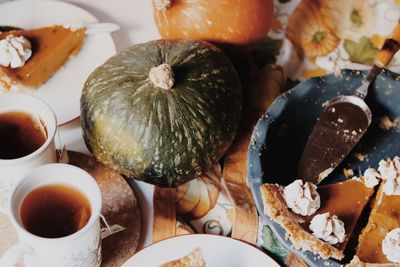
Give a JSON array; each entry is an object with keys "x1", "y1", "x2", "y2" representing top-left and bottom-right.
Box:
[
  {"x1": 149, "y1": 63, "x2": 175, "y2": 90},
  {"x1": 153, "y1": 0, "x2": 172, "y2": 11}
]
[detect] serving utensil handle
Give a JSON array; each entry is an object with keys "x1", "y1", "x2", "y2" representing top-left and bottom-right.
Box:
[
  {"x1": 375, "y1": 21, "x2": 400, "y2": 68},
  {"x1": 356, "y1": 21, "x2": 400, "y2": 99}
]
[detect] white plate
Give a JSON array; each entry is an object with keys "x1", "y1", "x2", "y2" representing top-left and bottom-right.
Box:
[
  {"x1": 122, "y1": 234, "x2": 280, "y2": 267},
  {"x1": 0, "y1": 0, "x2": 116, "y2": 125}
]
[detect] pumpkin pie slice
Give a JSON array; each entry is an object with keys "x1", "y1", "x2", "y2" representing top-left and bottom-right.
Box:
[
  {"x1": 355, "y1": 181, "x2": 400, "y2": 264},
  {"x1": 159, "y1": 247, "x2": 206, "y2": 267},
  {"x1": 0, "y1": 25, "x2": 85, "y2": 89},
  {"x1": 260, "y1": 178, "x2": 376, "y2": 260},
  {"x1": 347, "y1": 256, "x2": 399, "y2": 267}
]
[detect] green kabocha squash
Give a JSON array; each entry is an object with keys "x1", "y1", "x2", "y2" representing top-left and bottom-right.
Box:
[{"x1": 81, "y1": 39, "x2": 242, "y2": 187}]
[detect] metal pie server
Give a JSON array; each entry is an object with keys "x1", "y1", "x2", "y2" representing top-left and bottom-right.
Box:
[{"x1": 297, "y1": 22, "x2": 400, "y2": 184}]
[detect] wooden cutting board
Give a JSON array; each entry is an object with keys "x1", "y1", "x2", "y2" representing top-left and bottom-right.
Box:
[{"x1": 0, "y1": 150, "x2": 142, "y2": 267}]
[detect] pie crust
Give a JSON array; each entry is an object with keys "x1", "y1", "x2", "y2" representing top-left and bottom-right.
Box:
[
  {"x1": 260, "y1": 179, "x2": 375, "y2": 260},
  {"x1": 261, "y1": 183, "x2": 344, "y2": 260},
  {"x1": 159, "y1": 247, "x2": 206, "y2": 267},
  {"x1": 356, "y1": 180, "x2": 400, "y2": 264},
  {"x1": 0, "y1": 25, "x2": 85, "y2": 89},
  {"x1": 347, "y1": 256, "x2": 400, "y2": 267}
]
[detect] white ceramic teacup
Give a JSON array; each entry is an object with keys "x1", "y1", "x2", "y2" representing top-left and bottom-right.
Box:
[
  {"x1": 0, "y1": 93, "x2": 57, "y2": 211},
  {"x1": 0, "y1": 163, "x2": 103, "y2": 267}
]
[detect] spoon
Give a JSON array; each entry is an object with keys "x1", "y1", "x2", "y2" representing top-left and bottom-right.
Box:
[{"x1": 297, "y1": 22, "x2": 400, "y2": 184}]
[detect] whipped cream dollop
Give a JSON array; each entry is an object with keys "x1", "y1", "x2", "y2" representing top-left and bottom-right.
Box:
[
  {"x1": 283, "y1": 179, "x2": 320, "y2": 216},
  {"x1": 63, "y1": 22, "x2": 84, "y2": 31},
  {"x1": 309, "y1": 212, "x2": 346, "y2": 245},
  {"x1": 382, "y1": 228, "x2": 400, "y2": 263},
  {"x1": 378, "y1": 157, "x2": 400, "y2": 181},
  {"x1": 362, "y1": 168, "x2": 380, "y2": 188},
  {"x1": 378, "y1": 157, "x2": 400, "y2": 195},
  {"x1": 382, "y1": 177, "x2": 400, "y2": 195},
  {"x1": 0, "y1": 35, "x2": 32, "y2": 68}
]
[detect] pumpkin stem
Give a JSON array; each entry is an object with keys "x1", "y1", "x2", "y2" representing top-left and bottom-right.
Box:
[
  {"x1": 153, "y1": 0, "x2": 172, "y2": 11},
  {"x1": 149, "y1": 63, "x2": 175, "y2": 90}
]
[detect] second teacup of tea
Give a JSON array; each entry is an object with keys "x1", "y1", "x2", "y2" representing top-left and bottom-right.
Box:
[
  {"x1": 0, "y1": 163, "x2": 103, "y2": 267},
  {"x1": 0, "y1": 93, "x2": 57, "y2": 210}
]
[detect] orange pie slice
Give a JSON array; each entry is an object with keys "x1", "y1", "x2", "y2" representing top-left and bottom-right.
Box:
[
  {"x1": 354, "y1": 180, "x2": 400, "y2": 265},
  {"x1": 159, "y1": 247, "x2": 206, "y2": 267},
  {"x1": 0, "y1": 25, "x2": 85, "y2": 89},
  {"x1": 347, "y1": 256, "x2": 399, "y2": 267},
  {"x1": 261, "y1": 179, "x2": 375, "y2": 260}
]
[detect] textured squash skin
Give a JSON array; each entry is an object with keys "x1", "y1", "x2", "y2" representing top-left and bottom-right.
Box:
[
  {"x1": 81, "y1": 39, "x2": 242, "y2": 187},
  {"x1": 152, "y1": 0, "x2": 273, "y2": 45}
]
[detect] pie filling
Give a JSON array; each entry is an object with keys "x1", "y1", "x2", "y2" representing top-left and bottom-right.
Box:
[
  {"x1": 159, "y1": 247, "x2": 206, "y2": 267},
  {"x1": 261, "y1": 157, "x2": 400, "y2": 264},
  {"x1": 0, "y1": 25, "x2": 85, "y2": 89},
  {"x1": 356, "y1": 181, "x2": 400, "y2": 263},
  {"x1": 261, "y1": 178, "x2": 375, "y2": 260}
]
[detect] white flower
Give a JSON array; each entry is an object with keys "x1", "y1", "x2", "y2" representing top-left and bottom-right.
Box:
[{"x1": 320, "y1": 0, "x2": 374, "y2": 42}]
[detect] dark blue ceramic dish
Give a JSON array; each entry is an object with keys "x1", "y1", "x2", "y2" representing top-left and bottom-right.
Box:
[{"x1": 247, "y1": 69, "x2": 400, "y2": 266}]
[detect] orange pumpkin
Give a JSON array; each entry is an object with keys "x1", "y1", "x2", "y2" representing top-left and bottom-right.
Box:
[
  {"x1": 176, "y1": 163, "x2": 221, "y2": 219},
  {"x1": 152, "y1": 0, "x2": 274, "y2": 45},
  {"x1": 285, "y1": 0, "x2": 340, "y2": 58}
]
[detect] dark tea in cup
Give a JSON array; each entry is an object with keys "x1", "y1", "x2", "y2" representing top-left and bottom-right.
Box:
[
  {"x1": 0, "y1": 111, "x2": 47, "y2": 160},
  {"x1": 20, "y1": 184, "x2": 91, "y2": 238},
  {"x1": 4, "y1": 163, "x2": 102, "y2": 266}
]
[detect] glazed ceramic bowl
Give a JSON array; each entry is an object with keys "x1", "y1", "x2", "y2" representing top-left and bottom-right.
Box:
[{"x1": 247, "y1": 69, "x2": 400, "y2": 266}]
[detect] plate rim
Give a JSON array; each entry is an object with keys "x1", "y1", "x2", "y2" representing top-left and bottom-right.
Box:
[
  {"x1": 122, "y1": 233, "x2": 280, "y2": 267},
  {"x1": 0, "y1": 0, "x2": 117, "y2": 126}
]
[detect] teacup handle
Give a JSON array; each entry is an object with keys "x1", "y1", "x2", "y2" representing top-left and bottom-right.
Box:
[{"x1": 0, "y1": 243, "x2": 33, "y2": 267}]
